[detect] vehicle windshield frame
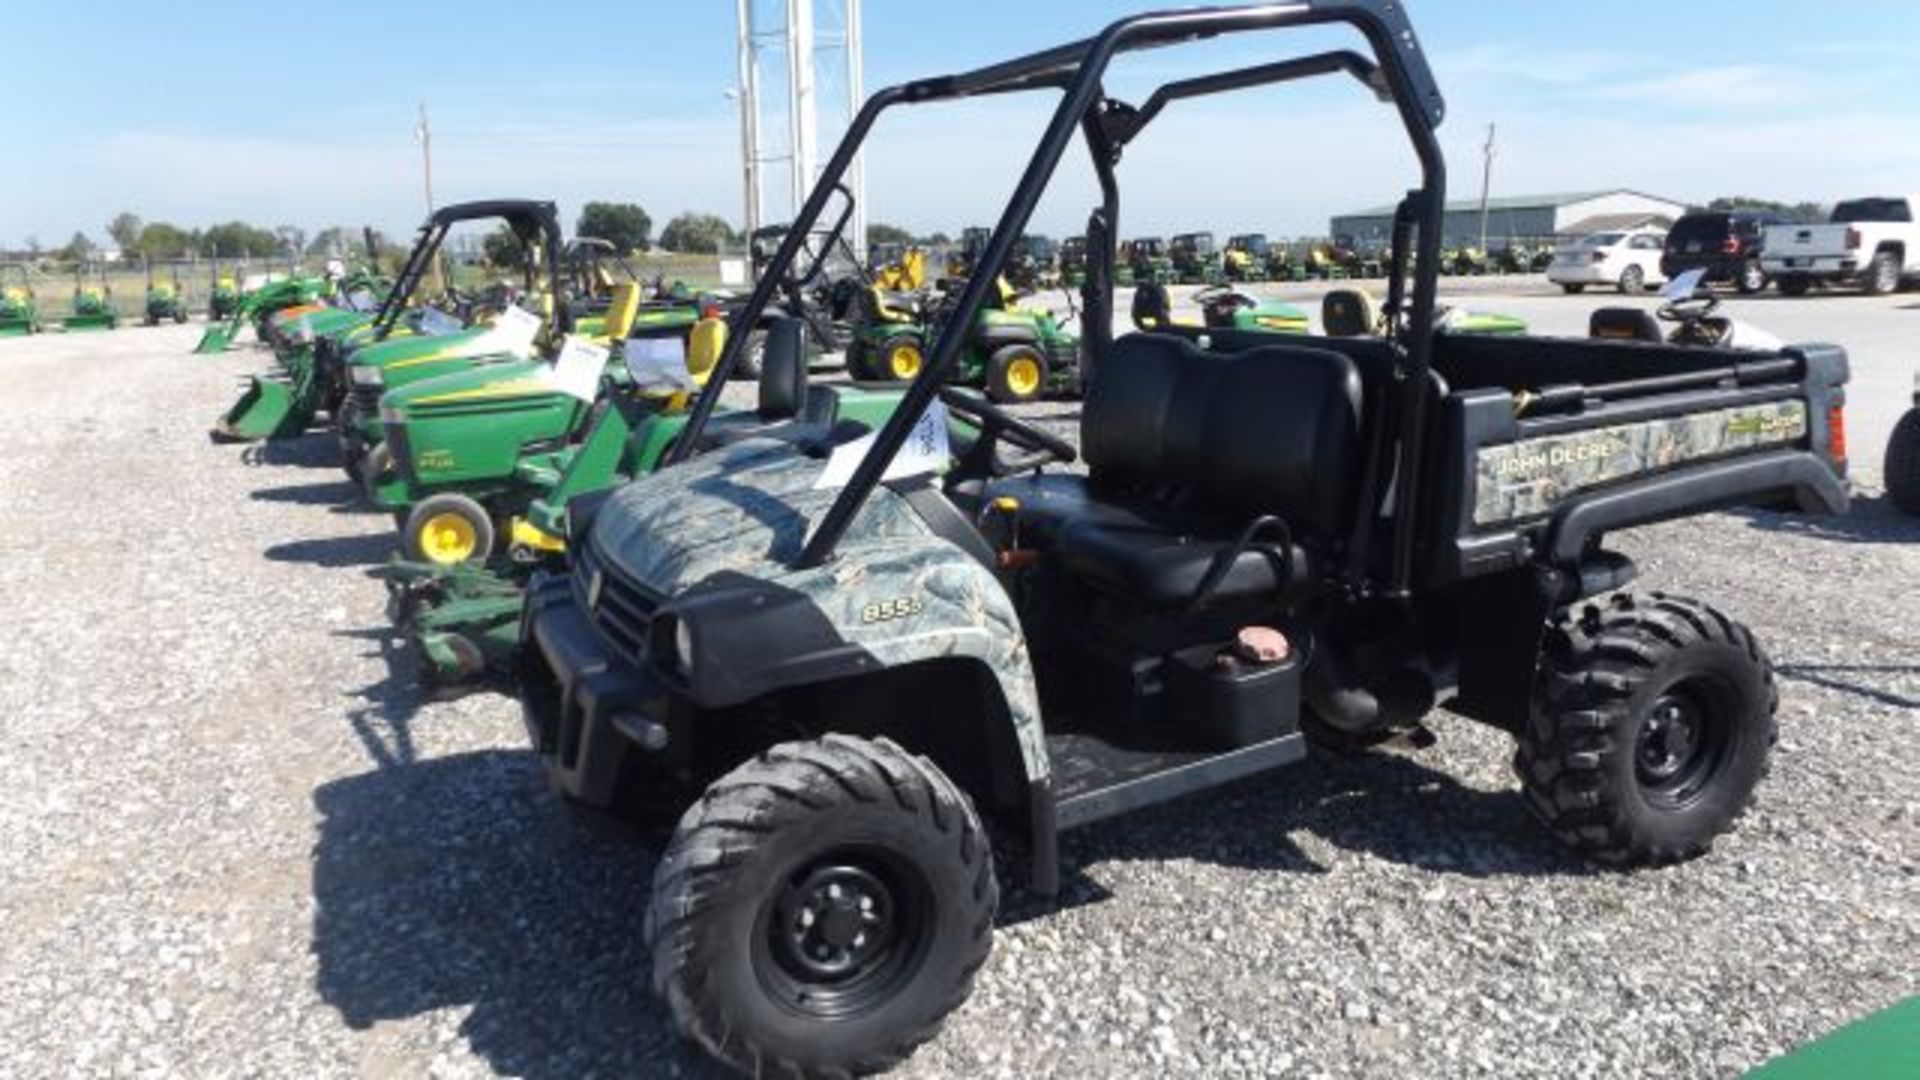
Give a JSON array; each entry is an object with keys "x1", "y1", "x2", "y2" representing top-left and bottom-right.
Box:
[{"x1": 668, "y1": 0, "x2": 1448, "y2": 592}]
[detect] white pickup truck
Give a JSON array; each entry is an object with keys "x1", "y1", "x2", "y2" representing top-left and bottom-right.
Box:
[{"x1": 1762, "y1": 195, "x2": 1920, "y2": 295}]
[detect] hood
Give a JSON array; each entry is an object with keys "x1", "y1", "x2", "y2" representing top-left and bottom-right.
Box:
[
  {"x1": 593, "y1": 439, "x2": 933, "y2": 596},
  {"x1": 348, "y1": 326, "x2": 495, "y2": 370},
  {"x1": 382, "y1": 357, "x2": 556, "y2": 414}
]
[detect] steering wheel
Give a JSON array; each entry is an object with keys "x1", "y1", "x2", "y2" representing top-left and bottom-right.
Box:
[
  {"x1": 937, "y1": 385, "x2": 1077, "y2": 478},
  {"x1": 1656, "y1": 291, "x2": 1719, "y2": 326}
]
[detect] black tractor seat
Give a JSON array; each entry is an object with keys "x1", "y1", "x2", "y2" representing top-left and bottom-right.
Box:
[
  {"x1": 699, "y1": 318, "x2": 841, "y2": 448},
  {"x1": 987, "y1": 333, "x2": 1361, "y2": 609}
]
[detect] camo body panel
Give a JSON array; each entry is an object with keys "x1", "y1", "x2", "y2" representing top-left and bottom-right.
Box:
[
  {"x1": 1474, "y1": 400, "x2": 1809, "y2": 525},
  {"x1": 594, "y1": 440, "x2": 1049, "y2": 781}
]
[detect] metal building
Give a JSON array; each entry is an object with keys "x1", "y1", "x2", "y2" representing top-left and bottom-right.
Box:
[{"x1": 1329, "y1": 189, "x2": 1688, "y2": 250}]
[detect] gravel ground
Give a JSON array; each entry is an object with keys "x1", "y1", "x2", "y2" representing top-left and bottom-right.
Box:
[{"x1": 0, "y1": 311, "x2": 1914, "y2": 1079}]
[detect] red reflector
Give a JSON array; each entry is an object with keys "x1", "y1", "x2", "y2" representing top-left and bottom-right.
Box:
[
  {"x1": 1723, "y1": 236, "x2": 1742, "y2": 255},
  {"x1": 1845, "y1": 227, "x2": 1862, "y2": 251},
  {"x1": 1828, "y1": 405, "x2": 1848, "y2": 462}
]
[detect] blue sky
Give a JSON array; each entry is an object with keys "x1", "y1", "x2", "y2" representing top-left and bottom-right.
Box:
[{"x1": 4, "y1": 1, "x2": 1917, "y2": 247}]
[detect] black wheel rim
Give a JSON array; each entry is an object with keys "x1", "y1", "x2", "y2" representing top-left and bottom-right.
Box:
[
  {"x1": 755, "y1": 847, "x2": 934, "y2": 1021},
  {"x1": 1633, "y1": 679, "x2": 1732, "y2": 809}
]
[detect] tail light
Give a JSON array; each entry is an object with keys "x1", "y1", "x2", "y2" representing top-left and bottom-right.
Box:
[
  {"x1": 1827, "y1": 404, "x2": 1848, "y2": 464},
  {"x1": 1722, "y1": 236, "x2": 1743, "y2": 255},
  {"x1": 1845, "y1": 227, "x2": 1862, "y2": 251}
]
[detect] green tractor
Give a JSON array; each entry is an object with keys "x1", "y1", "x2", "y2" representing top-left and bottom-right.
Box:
[
  {"x1": 384, "y1": 318, "x2": 924, "y2": 684},
  {"x1": 849, "y1": 276, "x2": 1080, "y2": 404},
  {"x1": 194, "y1": 272, "x2": 330, "y2": 353},
  {"x1": 1169, "y1": 231, "x2": 1224, "y2": 284},
  {"x1": 1006, "y1": 234, "x2": 1058, "y2": 292},
  {"x1": 1222, "y1": 233, "x2": 1270, "y2": 281},
  {"x1": 207, "y1": 262, "x2": 241, "y2": 321},
  {"x1": 62, "y1": 264, "x2": 118, "y2": 331},
  {"x1": 0, "y1": 264, "x2": 41, "y2": 336},
  {"x1": 945, "y1": 226, "x2": 993, "y2": 281},
  {"x1": 142, "y1": 261, "x2": 190, "y2": 325}
]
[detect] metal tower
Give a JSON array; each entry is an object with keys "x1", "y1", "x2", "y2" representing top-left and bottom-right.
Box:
[{"x1": 734, "y1": 0, "x2": 864, "y2": 252}]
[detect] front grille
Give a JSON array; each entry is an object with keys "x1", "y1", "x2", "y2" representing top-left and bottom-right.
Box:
[{"x1": 574, "y1": 540, "x2": 658, "y2": 663}]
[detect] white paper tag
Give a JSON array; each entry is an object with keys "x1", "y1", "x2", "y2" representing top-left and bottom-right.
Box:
[
  {"x1": 418, "y1": 307, "x2": 463, "y2": 336},
  {"x1": 481, "y1": 303, "x2": 542, "y2": 356},
  {"x1": 241, "y1": 273, "x2": 270, "y2": 292},
  {"x1": 346, "y1": 289, "x2": 376, "y2": 312},
  {"x1": 624, "y1": 335, "x2": 694, "y2": 394},
  {"x1": 813, "y1": 399, "x2": 951, "y2": 489},
  {"x1": 546, "y1": 335, "x2": 609, "y2": 402},
  {"x1": 718, "y1": 258, "x2": 748, "y2": 286}
]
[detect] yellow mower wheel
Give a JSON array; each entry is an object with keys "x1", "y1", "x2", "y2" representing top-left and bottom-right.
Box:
[
  {"x1": 987, "y1": 344, "x2": 1047, "y2": 404},
  {"x1": 871, "y1": 334, "x2": 922, "y2": 382},
  {"x1": 404, "y1": 493, "x2": 496, "y2": 567}
]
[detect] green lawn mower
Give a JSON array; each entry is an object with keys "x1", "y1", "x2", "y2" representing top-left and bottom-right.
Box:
[
  {"x1": 1169, "y1": 231, "x2": 1224, "y2": 284},
  {"x1": 62, "y1": 265, "x2": 118, "y2": 331},
  {"x1": 143, "y1": 262, "x2": 190, "y2": 325},
  {"x1": 221, "y1": 199, "x2": 571, "y2": 448},
  {"x1": 385, "y1": 318, "x2": 919, "y2": 684},
  {"x1": 1130, "y1": 281, "x2": 1310, "y2": 336},
  {"x1": 0, "y1": 264, "x2": 41, "y2": 336},
  {"x1": 1223, "y1": 234, "x2": 1270, "y2": 281},
  {"x1": 849, "y1": 277, "x2": 1081, "y2": 404}
]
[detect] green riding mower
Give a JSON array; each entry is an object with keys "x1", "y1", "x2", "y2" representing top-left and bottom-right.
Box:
[
  {"x1": 222, "y1": 198, "x2": 575, "y2": 449},
  {"x1": 1170, "y1": 231, "x2": 1224, "y2": 284},
  {"x1": 0, "y1": 264, "x2": 41, "y2": 336},
  {"x1": 143, "y1": 262, "x2": 190, "y2": 325},
  {"x1": 1223, "y1": 234, "x2": 1270, "y2": 281},
  {"x1": 385, "y1": 317, "x2": 919, "y2": 685},
  {"x1": 1130, "y1": 281, "x2": 1310, "y2": 336},
  {"x1": 62, "y1": 265, "x2": 118, "y2": 331},
  {"x1": 849, "y1": 276, "x2": 1081, "y2": 404},
  {"x1": 1443, "y1": 245, "x2": 1490, "y2": 276}
]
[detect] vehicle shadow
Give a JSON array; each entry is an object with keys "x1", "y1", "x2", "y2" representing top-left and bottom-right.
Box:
[
  {"x1": 237, "y1": 431, "x2": 340, "y2": 468},
  {"x1": 1733, "y1": 495, "x2": 1920, "y2": 545},
  {"x1": 311, "y1": 746, "x2": 727, "y2": 1078},
  {"x1": 250, "y1": 480, "x2": 384, "y2": 515},
  {"x1": 1008, "y1": 736, "x2": 1589, "y2": 923},
  {"x1": 264, "y1": 532, "x2": 394, "y2": 569}
]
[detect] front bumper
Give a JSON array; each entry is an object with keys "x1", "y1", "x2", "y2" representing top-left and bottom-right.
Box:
[
  {"x1": 518, "y1": 571, "x2": 677, "y2": 806},
  {"x1": 1546, "y1": 263, "x2": 1615, "y2": 285}
]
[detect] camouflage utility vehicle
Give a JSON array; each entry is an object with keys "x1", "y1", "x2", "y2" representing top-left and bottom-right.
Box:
[{"x1": 515, "y1": 3, "x2": 1852, "y2": 1075}]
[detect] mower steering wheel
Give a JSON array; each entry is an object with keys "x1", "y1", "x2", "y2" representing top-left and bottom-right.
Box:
[
  {"x1": 938, "y1": 386, "x2": 1077, "y2": 478},
  {"x1": 1657, "y1": 292, "x2": 1719, "y2": 325}
]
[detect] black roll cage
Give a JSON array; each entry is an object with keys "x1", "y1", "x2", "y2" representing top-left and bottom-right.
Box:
[
  {"x1": 368, "y1": 199, "x2": 570, "y2": 341},
  {"x1": 672, "y1": 0, "x2": 1448, "y2": 596}
]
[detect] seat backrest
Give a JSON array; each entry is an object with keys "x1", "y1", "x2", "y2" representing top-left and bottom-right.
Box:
[
  {"x1": 1129, "y1": 282, "x2": 1172, "y2": 331},
  {"x1": 1321, "y1": 288, "x2": 1379, "y2": 337},
  {"x1": 1084, "y1": 333, "x2": 1363, "y2": 536},
  {"x1": 757, "y1": 317, "x2": 809, "y2": 419},
  {"x1": 602, "y1": 282, "x2": 642, "y2": 339},
  {"x1": 686, "y1": 316, "x2": 728, "y2": 384},
  {"x1": 1588, "y1": 307, "x2": 1664, "y2": 343}
]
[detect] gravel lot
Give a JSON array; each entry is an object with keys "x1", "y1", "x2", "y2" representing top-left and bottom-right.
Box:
[{"x1": 0, "y1": 295, "x2": 1914, "y2": 1078}]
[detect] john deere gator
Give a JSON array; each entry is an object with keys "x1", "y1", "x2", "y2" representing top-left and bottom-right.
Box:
[
  {"x1": 0, "y1": 264, "x2": 40, "y2": 336},
  {"x1": 62, "y1": 265, "x2": 118, "y2": 331},
  {"x1": 1223, "y1": 233, "x2": 1270, "y2": 281},
  {"x1": 1169, "y1": 231, "x2": 1223, "y2": 284}
]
